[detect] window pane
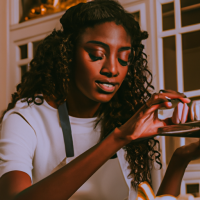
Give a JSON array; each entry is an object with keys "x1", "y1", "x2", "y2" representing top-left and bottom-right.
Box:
[
  {"x1": 19, "y1": 44, "x2": 27, "y2": 59},
  {"x1": 162, "y1": 2, "x2": 175, "y2": 31},
  {"x1": 182, "y1": 30, "x2": 200, "y2": 92},
  {"x1": 181, "y1": 0, "x2": 200, "y2": 27},
  {"x1": 163, "y1": 36, "x2": 177, "y2": 90},
  {"x1": 33, "y1": 40, "x2": 42, "y2": 57},
  {"x1": 21, "y1": 65, "x2": 28, "y2": 77},
  {"x1": 186, "y1": 183, "x2": 199, "y2": 197},
  {"x1": 165, "y1": 136, "x2": 176, "y2": 164}
]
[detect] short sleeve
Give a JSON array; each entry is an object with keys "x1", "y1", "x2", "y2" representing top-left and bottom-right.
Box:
[{"x1": 0, "y1": 113, "x2": 37, "y2": 180}]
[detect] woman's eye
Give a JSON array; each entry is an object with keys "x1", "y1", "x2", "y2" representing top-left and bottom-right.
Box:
[
  {"x1": 88, "y1": 53, "x2": 103, "y2": 61},
  {"x1": 118, "y1": 58, "x2": 128, "y2": 66}
]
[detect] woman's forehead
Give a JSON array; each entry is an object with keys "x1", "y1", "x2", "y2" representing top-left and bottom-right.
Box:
[{"x1": 78, "y1": 22, "x2": 131, "y2": 46}]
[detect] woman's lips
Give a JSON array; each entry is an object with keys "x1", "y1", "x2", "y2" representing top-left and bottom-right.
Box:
[{"x1": 95, "y1": 82, "x2": 116, "y2": 93}]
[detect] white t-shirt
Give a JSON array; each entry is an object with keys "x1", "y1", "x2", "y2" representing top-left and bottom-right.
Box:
[{"x1": 0, "y1": 100, "x2": 137, "y2": 200}]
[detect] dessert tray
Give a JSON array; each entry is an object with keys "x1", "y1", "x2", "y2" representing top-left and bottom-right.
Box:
[{"x1": 158, "y1": 121, "x2": 200, "y2": 137}]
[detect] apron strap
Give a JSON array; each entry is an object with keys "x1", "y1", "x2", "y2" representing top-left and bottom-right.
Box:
[
  {"x1": 110, "y1": 154, "x2": 117, "y2": 159},
  {"x1": 58, "y1": 102, "x2": 74, "y2": 157},
  {"x1": 58, "y1": 102, "x2": 117, "y2": 159}
]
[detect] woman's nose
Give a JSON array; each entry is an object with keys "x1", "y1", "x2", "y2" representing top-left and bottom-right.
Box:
[{"x1": 100, "y1": 57, "x2": 119, "y2": 77}]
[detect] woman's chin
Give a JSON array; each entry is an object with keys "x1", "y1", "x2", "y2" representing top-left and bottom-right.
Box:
[{"x1": 93, "y1": 93, "x2": 115, "y2": 103}]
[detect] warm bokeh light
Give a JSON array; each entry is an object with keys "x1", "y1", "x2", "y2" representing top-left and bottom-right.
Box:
[
  {"x1": 20, "y1": 0, "x2": 87, "y2": 23},
  {"x1": 53, "y1": 0, "x2": 59, "y2": 7}
]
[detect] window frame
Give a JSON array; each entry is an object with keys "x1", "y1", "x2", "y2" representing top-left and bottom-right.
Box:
[{"x1": 156, "y1": 0, "x2": 200, "y2": 98}]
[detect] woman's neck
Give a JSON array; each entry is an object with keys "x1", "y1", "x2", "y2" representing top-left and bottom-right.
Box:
[
  {"x1": 44, "y1": 94, "x2": 101, "y2": 118},
  {"x1": 66, "y1": 91, "x2": 101, "y2": 118}
]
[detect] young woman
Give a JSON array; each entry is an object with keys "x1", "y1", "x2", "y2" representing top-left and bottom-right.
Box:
[{"x1": 0, "y1": 0, "x2": 193, "y2": 200}]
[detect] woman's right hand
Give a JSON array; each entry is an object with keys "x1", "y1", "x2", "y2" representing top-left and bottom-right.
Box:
[
  {"x1": 174, "y1": 139, "x2": 200, "y2": 165},
  {"x1": 117, "y1": 90, "x2": 190, "y2": 144},
  {"x1": 157, "y1": 139, "x2": 200, "y2": 197}
]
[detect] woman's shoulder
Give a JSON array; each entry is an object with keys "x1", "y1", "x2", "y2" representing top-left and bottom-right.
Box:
[{"x1": 2, "y1": 98, "x2": 58, "y2": 130}]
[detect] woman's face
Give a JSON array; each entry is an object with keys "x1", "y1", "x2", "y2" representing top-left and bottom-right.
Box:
[{"x1": 73, "y1": 21, "x2": 131, "y2": 103}]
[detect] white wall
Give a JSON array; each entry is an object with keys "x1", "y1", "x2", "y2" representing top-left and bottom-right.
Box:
[{"x1": 0, "y1": 1, "x2": 9, "y2": 116}]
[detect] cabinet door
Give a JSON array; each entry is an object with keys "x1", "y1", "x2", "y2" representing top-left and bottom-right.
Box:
[
  {"x1": 8, "y1": 0, "x2": 87, "y2": 99},
  {"x1": 123, "y1": 1, "x2": 149, "y2": 55},
  {"x1": 9, "y1": 15, "x2": 61, "y2": 95}
]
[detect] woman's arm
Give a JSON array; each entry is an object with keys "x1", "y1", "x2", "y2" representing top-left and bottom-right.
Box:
[
  {"x1": 156, "y1": 149, "x2": 188, "y2": 196},
  {"x1": 0, "y1": 91, "x2": 190, "y2": 200},
  {"x1": 0, "y1": 128, "x2": 125, "y2": 200},
  {"x1": 157, "y1": 139, "x2": 200, "y2": 197}
]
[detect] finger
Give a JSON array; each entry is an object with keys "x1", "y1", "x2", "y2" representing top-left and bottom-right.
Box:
[
  {"x1": 159, "y1": 89, "x2": 190, "y2": 103},
  {"x1": 146, "y1": 93, "x2": 171, "y2": 107},
  {"x1": 181, "y1": 103, "x2": 189, "y2": 123},
  {"x1": 143, "y1": 90, "x2": 188, "y2": 119},
  {"x1": 177, "y1": 102, "x2": 184, "y2": 123},
  {"x1": 162, "y1": 93, "x2": 190, "y2": 103},
  {"x1": 179, "y1": 97, "x2": 191, "y2": 104},
  {"x1": 172, "y1": 104, "x2": 180, "y2": 124},
  {"x1": 172, "y1": 102, "x2": 189, "y2": 124},
  {"x1": 144, "y1": 93, "x2": 172, "y2": 115},
  {"x1": 159, "y1": 89, "x2": 186, "y2": 96}
]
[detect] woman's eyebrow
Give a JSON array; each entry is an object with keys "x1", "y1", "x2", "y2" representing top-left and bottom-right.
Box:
[
  {"x1": 86, "y1": 41, "x2": 109, "y2": 48},
  {"x1": 118, "y1": 47, "x2": 131, "y2": 52},
  {"x1": 86, "y1": 40, "x2": 131, "y2": 51}
]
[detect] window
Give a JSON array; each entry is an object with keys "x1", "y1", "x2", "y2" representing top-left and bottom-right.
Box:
[
  {"x1": 17, "y1": 40, "x2": 43, "y2": 79},
  {"x1": 157, "y1": 0, "x2": 200, "y2": 98},
  {"x1": 124, "y1": 3, "x2": 147, "y2": 52},
  {"x1": 157, "y1": 0, "x2": 200, "y2": 168}
]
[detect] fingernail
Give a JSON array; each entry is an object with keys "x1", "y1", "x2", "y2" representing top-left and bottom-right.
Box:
[
  {"x1": 177, "y1": 99, "x2": 184, "y2": 103},
  {"x1": 167, "y1": 102, "x2": 172, "y2": 107},
  {"x1": 159, "y1": 89, "x2": 166, "y2": 93},
  {"x1": 166, "y1": 98, "x2": 171, "y2": 102}
]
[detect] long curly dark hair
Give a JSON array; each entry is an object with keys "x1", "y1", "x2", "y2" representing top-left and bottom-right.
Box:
[{"x1": 1, "y1": 0, "x2": 161, "y2": 188}]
